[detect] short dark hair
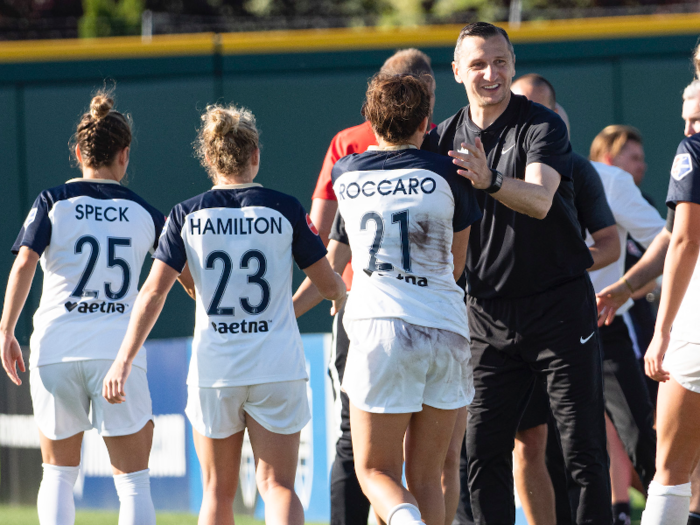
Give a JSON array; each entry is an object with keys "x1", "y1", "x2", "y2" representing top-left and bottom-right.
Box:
[
  {"x1": 514, "y1": 73, "x2": 556, "y2": 108},
  {"x1": 362, "y1": 73, "x2": 431, "y2": 144},
  {"x1": 454, "y1": 22, "x2": 515, "y2": 62},
  {"x1": 380, "y1": 48, "x2": 434, "y2": 79}
]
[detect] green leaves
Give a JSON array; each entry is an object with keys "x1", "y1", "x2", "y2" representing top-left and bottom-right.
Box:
[{"x1": 79, "y1": 0, "x2": 145, "y2": 38}]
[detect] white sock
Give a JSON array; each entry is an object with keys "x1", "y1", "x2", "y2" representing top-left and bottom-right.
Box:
[
  {"x1": 387, "y1": 503, "x2": 422, "y2": 525},
  {"x1": 641, "y1": 480, "x2": 692, "y2": 525},
  {"x1": 113, "y1": 469, "x2": 156, "y2": 525},
  {"x1": 37, "y1": 463, "x2": 80, "y2": 525}
]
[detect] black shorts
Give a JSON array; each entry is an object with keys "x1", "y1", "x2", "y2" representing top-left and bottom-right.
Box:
[{"x1": 518, "y1": 376, "x2": 549, "y2": 432}]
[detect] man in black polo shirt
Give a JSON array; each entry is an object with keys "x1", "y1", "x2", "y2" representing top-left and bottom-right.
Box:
[{"x1": 423, "y1": 22, "x2": 612, "y2": 524}]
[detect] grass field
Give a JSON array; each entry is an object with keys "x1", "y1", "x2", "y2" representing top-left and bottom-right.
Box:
[
  {"x1": 0, "y1": 506, "x2": 264, "y2": 525},
  {"x1": 1, "y1": 493, "x2": 645, "y2": 524}
]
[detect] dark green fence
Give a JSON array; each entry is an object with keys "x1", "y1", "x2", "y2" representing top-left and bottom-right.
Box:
[{"x1": 1, "y1": 29, "x2": 698, "y2": 343}]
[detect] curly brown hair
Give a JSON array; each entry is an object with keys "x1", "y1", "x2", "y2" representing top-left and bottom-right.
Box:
[
  {"x1": 70, "y1": 90, "x2": 132, "y2": 169},
  {"x1": 362, "y1": 73, "x2": 431, "y2": 144},
  {"x1": 194, "y1": 104, "x2": 259, "y2": 181}
]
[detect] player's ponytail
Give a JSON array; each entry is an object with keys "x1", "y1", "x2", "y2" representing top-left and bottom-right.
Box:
[
  {"x1": 362, "y1": 73, "x2": 431, "y2": 144},
  {"x1": 70, "y1": 89, "x2": 132, "y2": 169},
  {"x1": 195, "y1": 104, "x2": 259, "y2": 182}
]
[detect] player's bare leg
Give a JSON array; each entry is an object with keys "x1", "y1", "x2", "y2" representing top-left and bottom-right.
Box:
[
  {"x1": 513, "y1": 423, "x2": 556, "y2": 525},
  {"x1": 441, "y1": 406, "x2": 467, "y2": 525},
  {"x1": 350, "y1": 403, "x2": 419, "y2": 522},
  {"x1": 37, "y1": 431, "x2": 84, "y2": 525},
  {"x1": 246, "y1": 414, "x2": 304, "y2": 525},
  {"x1": 642, "y1": 378, "x2": 700, "y2": 525},
  {"x1": 193, "y1": 428, "x2": 244, "y2": 525},
  {"x1": 606, "y1": 414, "x2": 633, "y2": 524},
  {"x1": 103, "y1": 420, "x2": 154, "y2": 475},
  {"x1": 104, "y1": 421, "x2": 156, "y2": 525},
  {"x1": 39, "y1": 430, "x2": 84, "y2": 466},
  {"x1": 405, "y1": 405, "x2": 459, "y2": 525}
]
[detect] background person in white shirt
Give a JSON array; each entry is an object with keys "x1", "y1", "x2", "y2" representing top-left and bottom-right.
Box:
[
  {"x1": 589, "y1": 125, "x2": 662, "y2": 523},
  {"x1": 587, "y1": 130, "x2": 665, "y2": 521}
]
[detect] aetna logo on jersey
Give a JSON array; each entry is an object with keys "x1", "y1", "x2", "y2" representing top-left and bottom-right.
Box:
[
  {"x1": 211, "y1": 320, "x2": 270, "y2": 334},
  {"x1": 190, "y1": 217, "x2": 283, "y2": 236},
  {"x1": 337, "y1": 177, "x2": 436, "y2": 200},
  {"x1": 64, "y1": 301, "x2": 127, "y2": 314}
]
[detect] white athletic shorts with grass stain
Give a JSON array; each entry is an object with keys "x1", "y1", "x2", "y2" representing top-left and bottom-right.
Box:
[
  {"x1": 185, "y1": 379, "x2": 311, "y2": 438},
  {"x1": 30, "y1": 360, "x2": 153, "y2": 440},
  {"x1": 665, "y1": 338, "x2": 700, "y2": 393},
  {"x1": 342, "y1": 318, "x2": 474, "y2": 414}
]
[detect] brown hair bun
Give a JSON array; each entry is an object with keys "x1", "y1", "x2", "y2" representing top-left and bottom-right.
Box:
[{"x1": 89, "y1": 94, "x2": 114, "y2": 121}]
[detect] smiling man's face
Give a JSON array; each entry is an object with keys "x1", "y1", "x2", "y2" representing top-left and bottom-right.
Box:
[{"x1": 453, "y1": 34, "x2": 516, "y2": 110}]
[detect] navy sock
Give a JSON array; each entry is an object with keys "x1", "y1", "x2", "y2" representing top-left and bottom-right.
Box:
[
  {"x1": 613, "y1": 502, "x2": 631, "y2": 525},
  {"x1": 688, "y1": 511, "x2": 700, "y2": 525}
]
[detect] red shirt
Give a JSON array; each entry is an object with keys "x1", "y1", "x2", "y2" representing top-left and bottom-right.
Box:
[
  {"x1": 312, "y1": 121, "x2": 378, "y2": 200},
  {"x1": 312, "y1": 121, "x2": 377, "y2": 289}
]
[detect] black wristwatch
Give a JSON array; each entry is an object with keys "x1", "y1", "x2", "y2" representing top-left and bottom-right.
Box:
[{"x1": 484, "y1": 169, "x2": 503, "y2": 194}]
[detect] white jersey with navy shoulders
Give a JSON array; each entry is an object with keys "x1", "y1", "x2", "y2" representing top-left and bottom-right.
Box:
[
  {"x1": 666, "y1": 134, "x2": 700, "y2": 343},
  {"x1": 12, "y1": 178, "x2": 165, "y2": 370},
  {"x1": 154, "y1": 183, "x2": 327, "y2": 388},
  {"x1": 330, "y1": 145, "x2": 482, "y2": 340}
]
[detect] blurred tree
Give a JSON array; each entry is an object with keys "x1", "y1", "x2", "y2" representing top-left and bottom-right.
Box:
[{"x1": 79, "y1": 0, "x2": 144, "y2": 37}]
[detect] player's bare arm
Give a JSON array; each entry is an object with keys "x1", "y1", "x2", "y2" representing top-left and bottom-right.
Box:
[
  {"x1": 588, "y1": 224, "x2": 620, "y2": 272},
  {"x1": 451, "y1": 227, "x2": 471, "y2": 282},
  {"x1": 103, "y1": 260, "x2": 179, "y2": 404},
  {"x1": 597, "y1": 227, "x2": 671, "y2": 326},
  {"x1": 449, "y1": 137, "x2": 560, "y2": 219},
  {"x1": 293, "y1": 240, "x2": 351, "y2": 317},
  {"x1": 0, "y1": 246, "x2": 39, "y2": 385},
  {"x1": 176, "y1": 262, "x2": 196, "y2": 300},
  {"x1": 646, "y1": 202, "x2": 700, "y2": 382},
  {"x1": 309, "y1": 198, "x2": 339, "y2": 247}
]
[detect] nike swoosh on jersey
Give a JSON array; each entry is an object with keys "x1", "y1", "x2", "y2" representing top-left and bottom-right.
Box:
[
  {"x1": 502, "y1": 144, "x2": 515, "y2": 155},
  {"x1": 580, "y1": 332, "x2": 594, "y2": 344}
]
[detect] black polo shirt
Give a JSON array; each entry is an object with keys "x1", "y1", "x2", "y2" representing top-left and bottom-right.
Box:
[
  {"x1": 572, "y1": 151, "x2": 615, "y2": 237},
  {"x1": 423, "y1": 94, "x2": 593, "y2": 299}
]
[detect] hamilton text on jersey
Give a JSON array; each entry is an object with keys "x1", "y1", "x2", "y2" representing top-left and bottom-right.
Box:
[
  {"x1": 189, "y1": 216, "x2": 284, "y2": 236},
  {"x1": 336, "y1": 176, "x2": 437, "y2": 200}
]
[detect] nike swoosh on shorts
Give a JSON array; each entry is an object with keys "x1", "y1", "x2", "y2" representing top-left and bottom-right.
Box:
[{"x1": 580, "y1": 332, "x2": 594, "y2": 344}]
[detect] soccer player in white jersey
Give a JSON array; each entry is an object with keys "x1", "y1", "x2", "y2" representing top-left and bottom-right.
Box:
[
  {"x1": 296, "y1": 74, "x2": 481, "y2": 525},
  {"x1": 0, "y1": 92, "x2": 164, "y2": 525},
  {"x1": 635, "y1": 79, "x2": 700, "y2": 525},
  {"x1": 102, "y1": 104, "x2": 346, "y2": 525}
]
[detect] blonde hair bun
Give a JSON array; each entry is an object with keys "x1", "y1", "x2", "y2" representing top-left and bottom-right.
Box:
[
  {"x1": 207, "y1": 107, "x2": 240, "y2": 138},
  {"x1": 195, "y1": 104, "x2": 259, "y2": 181},
  {"x1": 90, "y1": 94, "x2": 114, "y2": 120}
]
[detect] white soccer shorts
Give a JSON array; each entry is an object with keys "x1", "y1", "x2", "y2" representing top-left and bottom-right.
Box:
[
  {"x1": 30, "y1": 360, "x2": 153, "y2": 440},
  {"x1": 185, "y1": 379, "x2": 311, "y2": 438},
  {"x1": 665, "y1": 338, "x2": 700, "y2": 394},
  {"x1": 342, "y1": 317, "x2": 474, "y2": 414}
]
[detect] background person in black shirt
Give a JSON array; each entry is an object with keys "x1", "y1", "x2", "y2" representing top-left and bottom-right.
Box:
[
  {"x1": 423, "y1": 22, "x2": 612, "y2": 525},
  {"x1": 509, "y1": 74, "x2": 620, "y2": 525}
]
